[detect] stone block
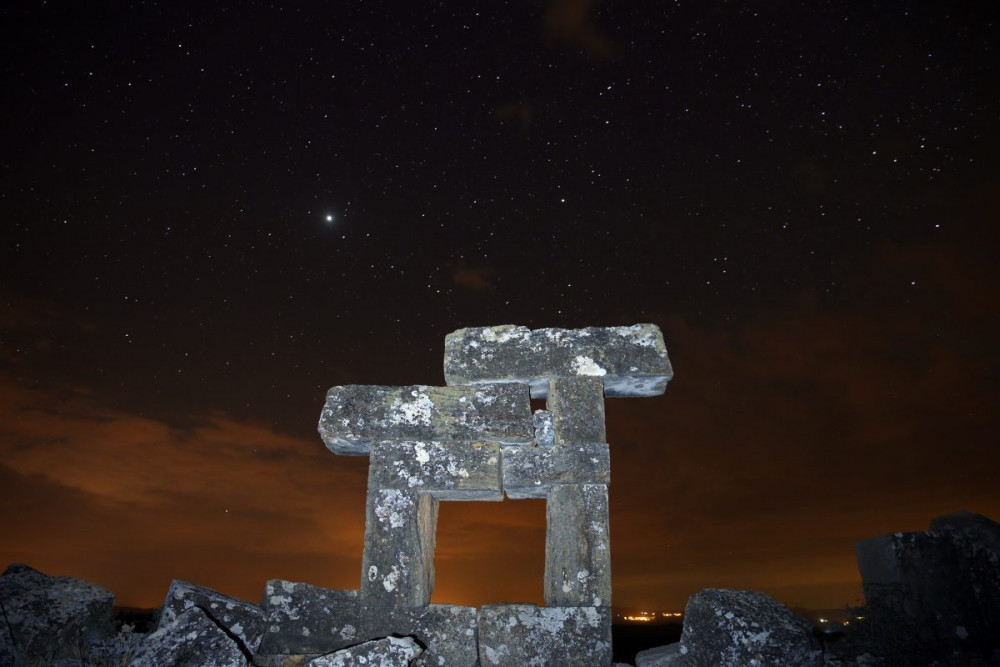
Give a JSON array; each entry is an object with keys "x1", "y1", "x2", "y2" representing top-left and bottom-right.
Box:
[
  {"x1": 131, "y1": 606, "x2": 247, "y2": 667},
  {"x1": 305, "y1": 636, "x2": 422, "y2": 667},
  {"x1": 674, "y1": 589, "x2": 822, "y2": 666},
  {"x1": 318, "y1": 384, "x2": 533, "y2": 455},
  {"x1": 547, "y1": 377, "x2": 606, "y2": 444},
  {"x1": 361, "y1": 488, "x2": 438, "y2": 613},
  {"x1": 477, "y1": 604, "x2": 612, "y2": 667},
  {"x1": 369, "y1": 440, "x2": 502, "y2": 500},
  {"x1": 0, "y1": 563, "x2": 115, "y2": 665},
  {"x1": 362, "y1": 603, "x2": 479, "y2": 666},
  {"x1": 257, "y1": 580, "x2": 359, "y2": 656},
  {"x1": 545, "y1": 484, "x2": 611, "y2": 607},
  {"x1": 444, "y1": 324, "x2": 672, "y2": 397},
  {"x1": 157, "y1": 579, "x2": 268, "y2": 654},
  {"x1": 502, "y1": 442, "x2": 610, "y2": 499},
  {"x1": 533, "y1": 409, "x2": 554, "y2": 447}
]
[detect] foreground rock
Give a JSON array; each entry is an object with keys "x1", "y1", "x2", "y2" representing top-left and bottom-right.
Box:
[
  {"x1": 855, "y1": 510, "x2": 1000, "y2": 664},
  {"x1": 158, "y1": 579, "x2": 267, "y2": 655},
  {"x1": 638, "y1": 589, "x2": 822, "y2": 667},
  {"x1": 634, "y1": 642, "x2": 683, "y2": 666},
  {"x1": 305, "y1": 636, "x2": 421, "y2": 666},
  {"x1": 257, "y1": 580, "x2": 360, "y2": 657},
  {"x1": 0, "y1": 563, "x2": 115, "y2": 665},
  {"x1": 477, "y1": 604, "x2": 612, "y2": 666},
  {"x1": 129, "y1": 605, "x2": 248, "y2": 666}
]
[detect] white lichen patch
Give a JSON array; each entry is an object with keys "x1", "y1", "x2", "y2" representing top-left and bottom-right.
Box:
[
  {"x1": 571, "y1": 355, "x2": 607, "y2": 376},
  {"x1": 374, "y1": 489, "x2": 411, "y2": 528},
  {"x1": 383, "y1": 566, "x2": 400, "y2": 592},
  {"x1": 388, "y1": 391, "x2": 435, "y2": 426},
  {"x1": 474, "y1": 389, "x2": 497, "y2": 405}
]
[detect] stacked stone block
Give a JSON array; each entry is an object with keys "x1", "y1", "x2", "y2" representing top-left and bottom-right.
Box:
[{"x1": 310, "y1": 324, "x2": 671, "y2": 666}]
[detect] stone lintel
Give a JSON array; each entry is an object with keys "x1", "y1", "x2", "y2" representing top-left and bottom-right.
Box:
[
  {"x1": 547, "y1": 377, "x2": 606, "y2": 445},
  {"x1": 477, "y1": 604, "x2": 612, "y2": 667},
  {"x1": 545, "y1": 484, "x2": 611, "y2": 608},
  {"x1": 502, "y1": 442, "x2": 611, "y2": 500},
  {"x1": 360, "y1": 488, "x2": 438, "y2": 613},
  {"x1": 319, "y1": 384, "x2": 533, "y2": 456},
  {"x1": 444, "y1": 324, "x2": 672, "y2": 398},
  {"x1": 369, "y1": 440, "x2": 502, "y2": 501},
  {"x1": 258, "y1": 581, "x2": 359, "y2": 655}
]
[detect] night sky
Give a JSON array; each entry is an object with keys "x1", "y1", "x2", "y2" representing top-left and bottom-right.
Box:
[{"x1": 2, "y1": 1, "x2": 998, "y2": 613}]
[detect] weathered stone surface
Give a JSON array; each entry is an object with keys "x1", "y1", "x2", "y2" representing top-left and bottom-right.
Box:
[
  {"x1": 319, "y1": 383, "x2": 533, "y2": 455},
  {"x1": 305, "y1": 636, "x2": 422, "y2": 666},
  {"x1": 532, "y1": 409, "x2": 555, "y2": 447},
  {"x1": 856, "y1": 511, "x2": 1000, "y2": 661},
  {"x1": 361, "y1": 603, "x2": 479, "y2": 666},
  {"x1": 158, "y1": 579, "x2": 267, "y2": 654},
  {"x1": 545, "y1": 484, "x2": 611, "y2": 607},
  {"x1": 635, "y1": 643, "x2": 684, "y2": 666},
  {"x1": 369, "y1": 440, "x2": 502, "y2": 500},
  {"x1": 361, "y1": 488, "x2": 439, "y2": 613},
  {"x1": 477, "y1": 604, "x2": 612, "y2": 666},
  {"x1": 676, "y1": 589, "x2": 822, "y2": 667},
  {"x1": 502, "y1": 442, "x2": 610, "y2": 499},
  {"x1": 130, "y1": 606, "x2": 247, "y2": 667},
  {"x1": 257, "y1": 580, "x2": 359, "y2": 656},
  {"x1": 0, "y1": 563, "x2": 115, "y2": 665},
  {"x1": 444, "y1": 324, "x2": 672, "y2": 398},
  {"x1": 547, "y1": 377, "x2": 606, "y2": 444}
]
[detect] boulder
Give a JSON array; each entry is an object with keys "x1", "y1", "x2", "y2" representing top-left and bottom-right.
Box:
[
  {"x1": 129, "y1": 605, "x2": 248, "y2": 667},
  {"x1": 855, "y1": 511, "x2": 1000, "y2": 662},
  {"x1": 0, "y1": 563, "x2": 115, "y2": 664},
  {"x1": 676, "y1": 589, "x2": 822, "y2": 667},
  {"x1": 257, "y1": 580, "x2": 359, "y2": 656},
  {"x1": 158, "y1": 579, "x2": 267, "y2": 654},
  {"x1": 305, "y1": 635, "x2": 422, "y2": 666}
]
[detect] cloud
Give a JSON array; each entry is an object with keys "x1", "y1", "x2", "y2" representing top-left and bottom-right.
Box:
[
  {"x1": 452, "y1": 264, "x2": 497, "y2": 292},
  {"x1": 542, "y1": 0, "x2": 617, "y2": 58},
  {"x1": 604, "y1": 240, "x2": 1000, "y2": 608},
  {"x1": 0, "y1": 373, "x2": 369, "y2": 606}
]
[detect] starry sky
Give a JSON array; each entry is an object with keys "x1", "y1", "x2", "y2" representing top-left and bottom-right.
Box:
[{"x1": 2, "y1": 1, "x2": 998, "y2": 612}]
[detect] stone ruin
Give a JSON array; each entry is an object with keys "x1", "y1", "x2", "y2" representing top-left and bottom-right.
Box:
[
  {"x1": 303, "y1": 324, "x2": 673, "y2": 666},
  {"x1": 5, "y1": 326, "x2": 1000, "y2": 666}
]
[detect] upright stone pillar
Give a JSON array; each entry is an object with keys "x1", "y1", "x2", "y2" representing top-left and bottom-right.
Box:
[
  {"x1": 361, "y1": 488, "x2": 438, "y2": 613},
  {"x1": 545, "y1": 483, "x2": 611, "y2": 607}
]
